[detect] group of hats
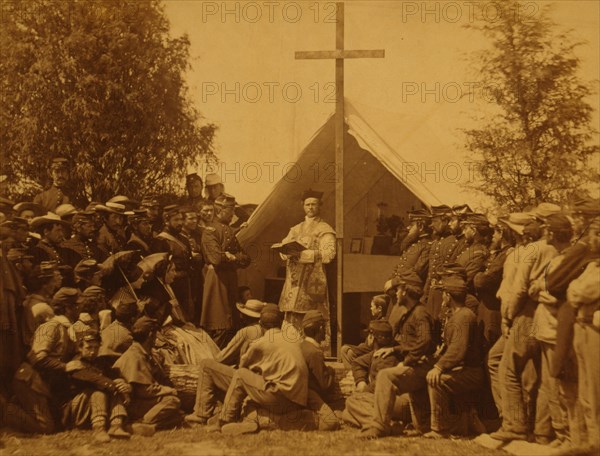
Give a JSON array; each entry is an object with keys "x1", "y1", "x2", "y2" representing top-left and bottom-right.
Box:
[
  {"x1": 497, "y1": 202, "x2": 573, "y2": 236},
  {"x1": 236, "y1": 299, "x2": 283, "y2": 327}
]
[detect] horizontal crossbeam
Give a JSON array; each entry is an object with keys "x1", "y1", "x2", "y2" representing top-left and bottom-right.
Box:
[{"x1": 295, "y1": 49, "x2": 385, "y2": 60}]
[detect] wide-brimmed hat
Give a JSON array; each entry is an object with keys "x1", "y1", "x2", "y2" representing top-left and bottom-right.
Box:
[
  {"x1": 108, "y1": 195, "x2": 140, "y2": 211},
  {"x1": 236, "y1": 299, "x2": 266, "y2": 319},
  {"x1": 95, "y1": 202, "x2": 126, "y2": 216},
  {"x1": 55, "y1": 204, "x2": 78, "y2": 219},
  {"x1": 30, "y1": 212, "x2": 71, "y2": 231},
  {"x1": 205, "y1": 173, "x2": 222, "y2": 187},
  {"x1": 497, "y1": 212, "x2": 535, "y2": 236},
  {"x1": 13, "y1": 202, "x2": 46, "y2": 217}
]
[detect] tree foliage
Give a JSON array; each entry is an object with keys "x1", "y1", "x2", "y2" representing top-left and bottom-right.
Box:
[
  {"x1": 464, "y1": 0, "x2": 599, "y2": 211},
  {"x1": 0, "y1": 0, "x2": 216, "y2": 203}
]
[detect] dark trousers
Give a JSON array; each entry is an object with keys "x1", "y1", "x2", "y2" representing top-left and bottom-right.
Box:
[
  {"x1": 12, "y1": 379, "x2": 56, "y2": 434},
  {"x1": 192, "y1": 359, "x2": 235, "y2": 419},
  {"x1": 128, "y1": 395, "x2": 182, "y2": 429},
  {"x1": 428, "y1": 367, "x2": 483, "y2": 434},
  {"x1": 367, "y1": 363, "x2": 429, "y2": 434}
]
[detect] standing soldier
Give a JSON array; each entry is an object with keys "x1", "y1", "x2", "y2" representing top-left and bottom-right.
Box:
[
  {"x1": 29, "y1": 213, "x2": 72, "y2": 266},
  {"x1": 454, "y1": 213, "x2": 490, "y2": 292},
  {"x1": 180, "y1": 206, "x2": 205, "y2": 325},
  {"x1": 423, "y1": 205, "x2": 461, "y2": 341},
  {"x1": 201, "y1": 194, "x2": 251, "y2": 347},
  {"x1": 140, "y1": 197, "x2": 162, "y2": 236},
  {"x1": 125, "y1": 210, "x2": 154, "y2": 256},
  {"x1": 151, "y1": 205, "x2": 194, "y2": 320},
  {"x1": 33, "y1": 158, "x2": 74, "y2": 213},
  {"x1": 389, "y1": 209, "x2": 432, "y2": 282},
  {"x1": 185, "y1": 173, "x2": 204, "y2": 211},
  {"x1": 449, "y1": 204, "x2": 472, "y2": 255},
  {"x1": 96, "y1": 203, "x2": 128, "y2": 257},
  {"x1": 62, "y1": 211, "x2": 104, "y2": 266},
  {"x1": 474, "y1": 219, "x2": 515, "y2": 352}
]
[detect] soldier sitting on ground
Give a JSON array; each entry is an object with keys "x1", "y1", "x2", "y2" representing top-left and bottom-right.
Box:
[
  {"x1": 113, "y1": 316, "x2": 184, "y2": 435},
  {"x1": 64, "y1": 330, "x2": 132, "y2": 442}
]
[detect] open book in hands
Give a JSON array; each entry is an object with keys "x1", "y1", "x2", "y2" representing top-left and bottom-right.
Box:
[{"x1": 271, "y1": 240, "x2": 307, "y2": 255}]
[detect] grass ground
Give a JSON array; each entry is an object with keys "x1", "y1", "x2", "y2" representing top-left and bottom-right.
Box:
[{"x1": 1, "y1": 426, "x2": 507, "y2": 456}]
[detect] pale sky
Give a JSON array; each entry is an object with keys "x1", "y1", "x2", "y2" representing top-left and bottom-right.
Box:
[{"x1": 164, "y1": 0, "x2": 600, "y2": 208}]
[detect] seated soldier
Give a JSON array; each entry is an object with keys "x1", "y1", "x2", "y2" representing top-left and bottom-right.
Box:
[
  {"x1": 340, "y1": 294, "x2": 390, "y2": 371},
  {"x1": 100, "y1": 300, "x2": 138, "y2": 356},
  {"x1": 12, "y1": 287, "x2": 80, "y2": 434},
  {"x1": 360, "y1": 270, "x2": 435, "y2": 439},
  {"x1": 21, "y1": 261, "x2": 62, "y2": 349},
  {"x1": 184, "y1": 304, "x2": 276, "y2": 425},
  {"x1": 113, "y1": 317, "x2": 183, "y2": 435},
  {"x1": 63, "y1": 330, "x2": 131, "y2": 442},
  {"x1": 206, "y1": 305, "x2": 309, "y2": 435},
  {"x1": 234, "y1": 310, "x2": 341, "y2": 433},
  {"x1": 342, "y1": 320, "x2": 402, "y2": 429},
  {"x1": 423, "y1": 275, "x2": 484, "y2": 439},
  {"x1": 299, "y1": 310, "x2": 340, "y2": 430},
  {"x1": 69, "y1": 286, "x2": 107, "y2": 343},
  {"x1": 73, "y1": 259, "x2": 104, "y2": 292},
  {"x1": 216, "y1": 299, "x2": 266, "y2": 366}
]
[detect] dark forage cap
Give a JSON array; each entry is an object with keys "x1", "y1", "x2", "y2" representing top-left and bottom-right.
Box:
[
  {"x1": 451, "y1": 204, "x2": 473, "y2": 218},
  {"x1": 186, "y1": 173, "x2": 203, "y2": 184},
  {"x1": 74, "y1": 259, "x2": 101, "y2": 278},
  {"x1": 430, "y1": 205, "x2": 453, "y2": 217},
  {"x1": 51, "y1": 287, "x2": 82, "y2": 307},
  {"x1": 391, "y1": 269, "x2": 423, "y2": 288},
  {"x1": 408, "y1": 209, "x2": 431, "y2": 221},
  {"x1": 302, "y1": 310, "x2": 326, "y2": 328},
  {"x1": 37, "y1": 260, "x2": 60, "y2": 278},
  {"x1": 132, "y1": 316, "x2": 159, "y2": 338},
  {"x1": 441, "y1": 275, "x2": 467, "y2": 293},
  {"x1": 259, "y1": 303, "x2": 283, "y2": 326},
  {"x1": 460, "y1": 213, "x2": 490, "y2": 227},
  {"x1": 140, "y1": 197, "x2": 160, "y2": 208},
  {"x1": 163, "y1": 204, "x2": 181, "y2": 219},
  {"x1": 114, "y1": 300, "x2": 139, "y2": 319},
  {"x1": 81, "y1": 285, "x2": 105, "y2": 299},
  {"x1": 570, "y1": 196, "x2": 600, "y2": 216},
  {"x1": 50, "y1": 157, "x2": 69, "y2": 169},
  {"x1": 214, "y1": 194, "x2": 236, "y2": 207},
  {"x1": 543, "y1": 214, "x2": 573, "y2": 234}
]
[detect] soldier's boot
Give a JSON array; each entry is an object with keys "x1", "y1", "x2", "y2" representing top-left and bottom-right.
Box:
[
  {"x1": 108, "y1": 417, "x2": 131, "y2": 439},
  {"x1": 91, "y1": 417, "x2": 110, "y2": 444}
]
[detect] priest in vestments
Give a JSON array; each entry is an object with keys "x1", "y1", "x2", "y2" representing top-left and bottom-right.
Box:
[{"x1": 278, "y1": 190, "x2": 336, "y2": 345}]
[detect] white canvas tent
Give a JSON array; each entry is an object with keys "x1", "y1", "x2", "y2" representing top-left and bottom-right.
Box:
[{"x1": 237, "y1": 100, "x2": 442, "y2": 305}]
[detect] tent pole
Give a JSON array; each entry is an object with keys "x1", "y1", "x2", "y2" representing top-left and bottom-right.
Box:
[{"x1": 335, "y1": 2, "x2": 344, "y2": 358}]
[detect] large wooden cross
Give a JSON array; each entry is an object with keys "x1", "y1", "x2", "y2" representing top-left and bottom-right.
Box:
[{"x1": 295, "y1": 2, "x2": 385, "y2": 356}]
